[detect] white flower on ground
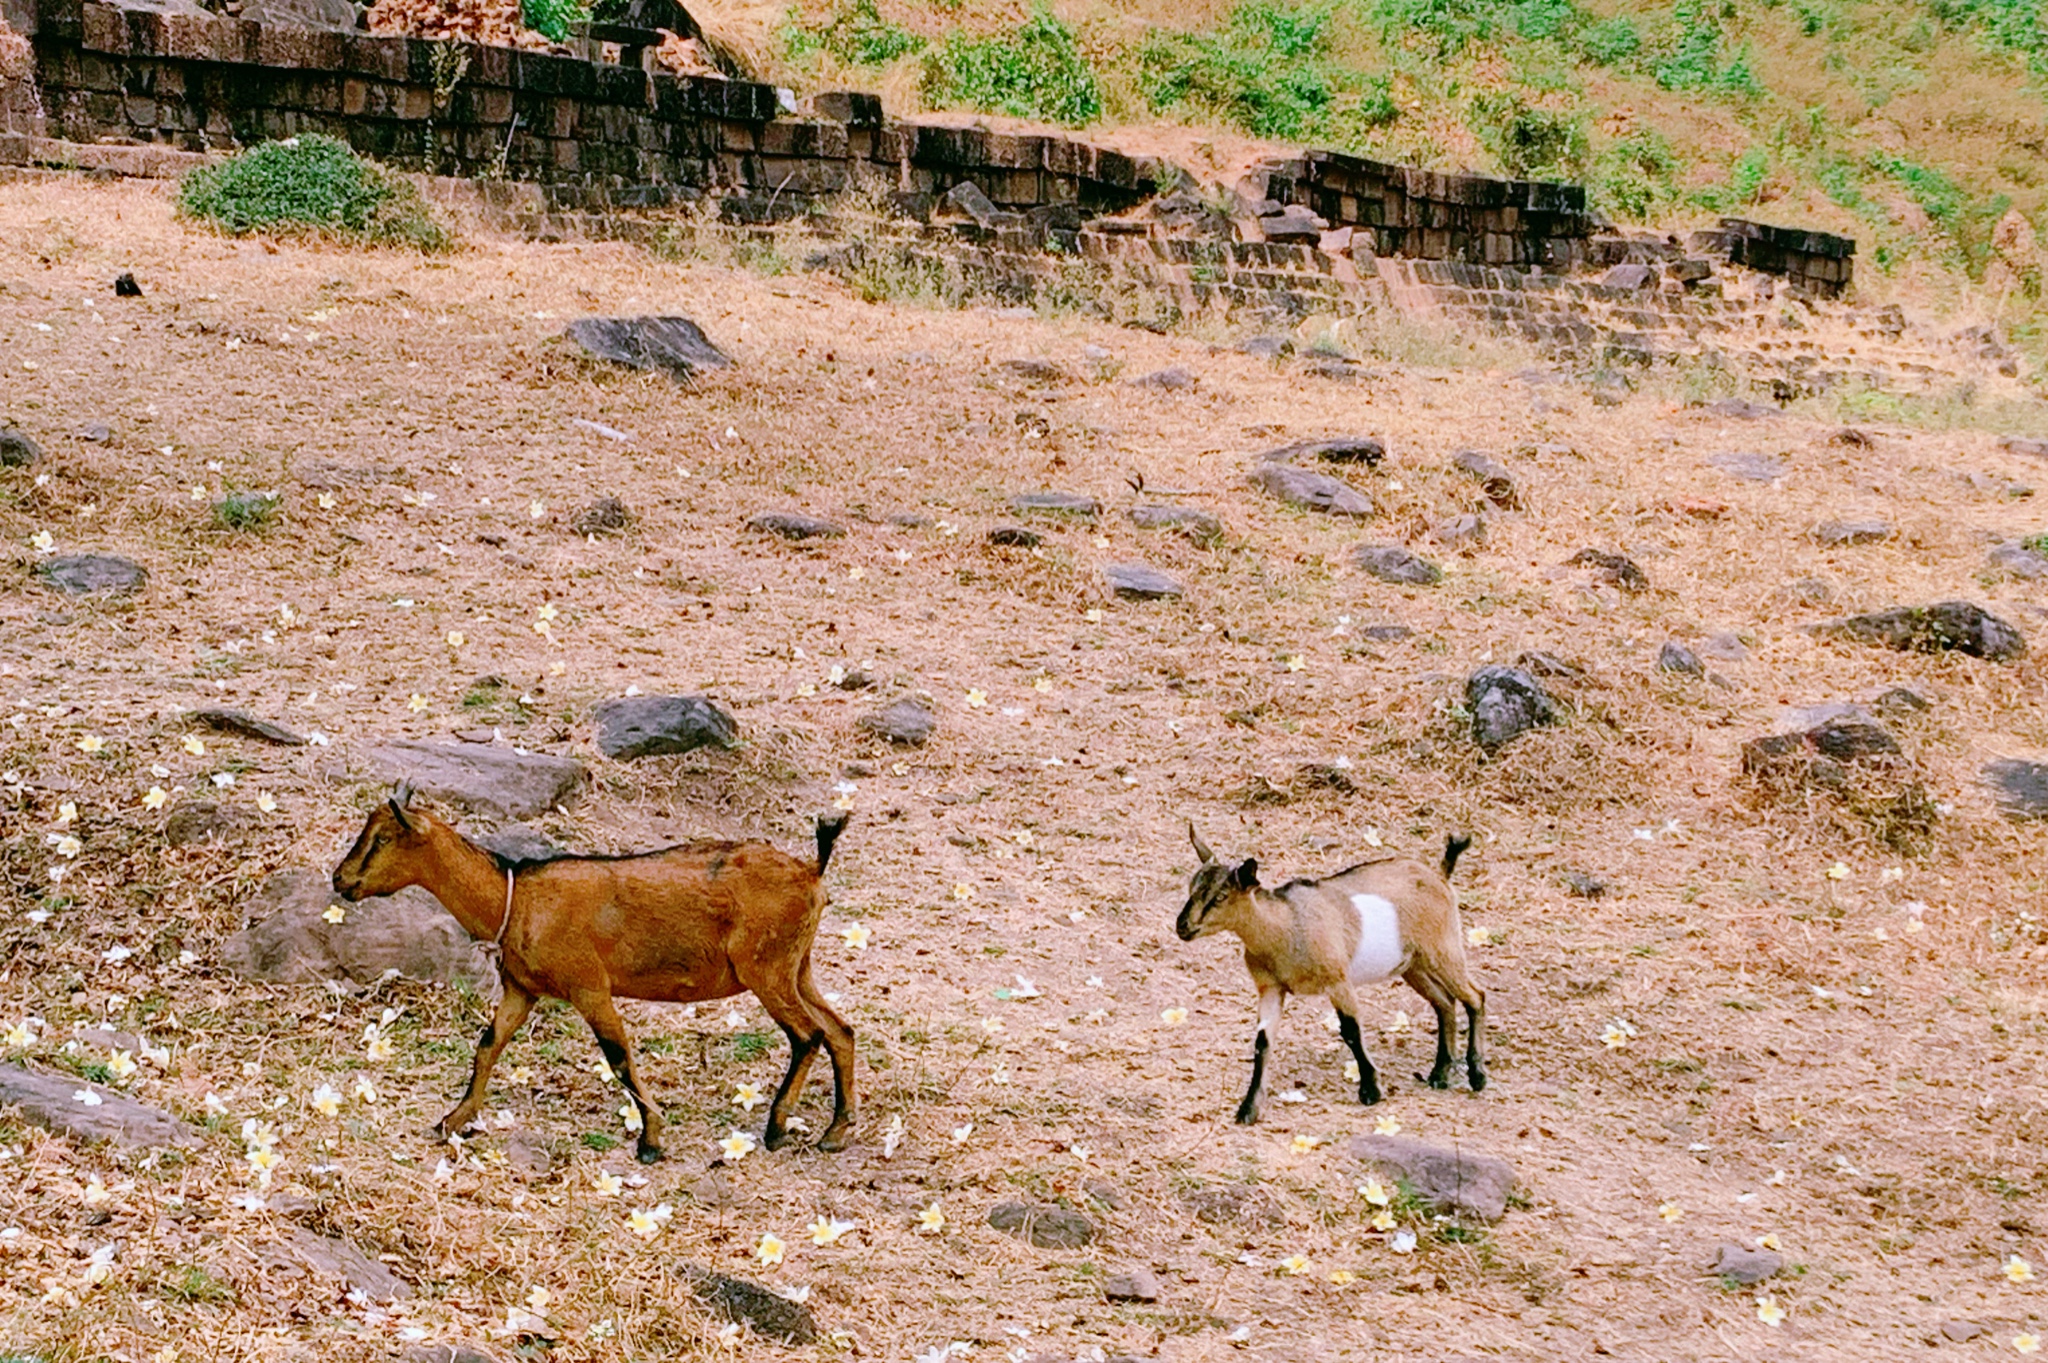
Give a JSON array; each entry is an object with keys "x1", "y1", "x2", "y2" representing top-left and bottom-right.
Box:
[
  {"x1": 718, "y1": 1131, "x2": 756, "y2": 1161},
  {"x1": 807, "y1": 1216, "x2": 856, "y2": 1246},
  {"x1": 756, "y1": 1231, "x2": 785, "y2": 1265},
  {"x1": 917, "y1": 1203, "x2": 945, "y2": 1234},
  {"x1": 310, "y1": 1085, "x2": 342, "y2": 1118},
  {"x1": 732, "y1": 1083, "x2": 764, "y2": 1112}
]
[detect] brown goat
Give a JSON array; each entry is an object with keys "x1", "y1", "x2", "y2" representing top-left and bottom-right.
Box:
[
  {"x1": 1177, "y1": 824, "x2": 1486, "y2": 1124},
  {"x1": 330, "y1": 784, "x2": 854, "y2": 1161}
]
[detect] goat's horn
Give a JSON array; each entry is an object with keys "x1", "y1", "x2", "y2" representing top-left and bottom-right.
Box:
[
  {"x1": 392, "y1": 779, "x2": 414, "y2": 808},
  {"x1": 1188, "y1": 820, "x2": 1215, "y2": 864}
]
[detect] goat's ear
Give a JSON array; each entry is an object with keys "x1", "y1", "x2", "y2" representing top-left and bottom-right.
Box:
[
  {"x1": 1189, "y1": 820, "x2": 1215, "y2": 864},
  {"x1": 388, "y1": 796, "x2": 417, "y2": 833},
  {"x1": 1233, "y1": 857, "x2": 1259, "y2": 889}
]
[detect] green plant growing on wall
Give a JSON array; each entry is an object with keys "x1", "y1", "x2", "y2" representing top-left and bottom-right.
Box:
[
  {"x1": 178, "y1": 135, "x2": 452, "y2": 251},
  {"x1": 922, "y1": 9, "x2": 1102, "y2": 125}
]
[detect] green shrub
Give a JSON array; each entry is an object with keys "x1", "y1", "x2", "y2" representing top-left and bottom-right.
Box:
[
  {"x1": 1931, "y1": 0, "x2": 2048, "y2": 79},
  {"x1": 1367, "y1": 0, "x2": 1499, "y2": 56},
  {"x1": 922, "y1": 9, "x2": 1102, "y2": 125},
  {"x1": 210, "y1": 489, "x2": 282, "y2": 533},
  {"x1": 1579, "y1": 15, "x2": 1641, "y2": 64},
  {"x1": 1653, "y1": 1, "x2": 1761, "y2": 96},
  {"x1": 2022, "y1": 531, "x2": 2048, "y2": 555},
  {"x1": 785, "y1": 0, "x2": 924, "y2": 66},
  {"x1": 1592, "y1": 128, "x2": 1677, "y2": 219},
  {"x1": 521, "y1": 0, "x2": 588, "y2": 42},
  {"x1": 1874, "y1": 153, "x2": 2006, "y2": 272},
  {"x1": 1140, "y1": 1, "x2": 1399, "y2": 146},
  {"x1": 178, "y1": 135, "x2": 451, "y2": 251},
  {"x1": 1470, "y1": 92, "x2": 1587, "y2": 179}
]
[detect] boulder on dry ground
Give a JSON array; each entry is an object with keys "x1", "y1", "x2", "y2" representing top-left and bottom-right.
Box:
[
  {"x1": 37, "y1": 554, "x2": 147, "y2": 596},
  {"x1": 1348, "y1": 1134, "x2": 1516, "y2": 1222},
  {"x1": 223, "y1": 867, "x2": 496, "y2": 992},
  {"x1": 1250, "y1": 463, "x2": 1373, "y2": 517},
  {"x1": 365, "y1": 739, "x2": 584, "y2": 820},
  {"x1": 1466, "y1": 666, "x2": 1557, "y2": 751},
  {"x1": 680, "y1": 1264, "x2": 819, "y2": 1344},
  {"x1": 567, "y1": 316, "x2": 731, "y2": 380},
  {"x1": 592, "y1": 695, "x2": 737, "y2": 760},
  {"x1": 1829, "y1": 602, "x2": 2025, "y2": 662},
  {"x1": 0, "y1": 1064, "x2": 200, "y2": 1149}
]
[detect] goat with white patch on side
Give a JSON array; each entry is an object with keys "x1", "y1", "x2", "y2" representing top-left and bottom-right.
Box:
[{"x1": 1176, "y1": 823, "x2": 1488, "y2": 1124}]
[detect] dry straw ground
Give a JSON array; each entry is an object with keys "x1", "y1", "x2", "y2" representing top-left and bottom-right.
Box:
[{"x1": 3, "y1": 176, "x2": 2048, "y2": 1362}]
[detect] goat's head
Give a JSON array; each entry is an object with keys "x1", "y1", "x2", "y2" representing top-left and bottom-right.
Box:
[
  {"x1": 1176, "y1": 821, "x2": 1258, "y2": 941},
  {"x1": 331, "y1": 781, "x2": 437, "y2": 901}
]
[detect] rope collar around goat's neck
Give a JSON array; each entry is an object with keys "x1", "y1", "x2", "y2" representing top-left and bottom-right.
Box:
[{"x1": 483, "y1": 868, "x2": 515, "y2": 960}]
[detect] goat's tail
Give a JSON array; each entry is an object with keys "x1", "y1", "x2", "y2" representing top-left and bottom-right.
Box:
[
  {"x1": 815, "y1": 813, "x2": 850, "y2": 875},
  {"x1": 1442, "y1": 833, "x2": 1472, "y2": 879}
]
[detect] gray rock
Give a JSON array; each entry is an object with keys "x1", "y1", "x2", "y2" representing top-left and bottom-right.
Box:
[
  {"x1": 1352, "y1": 544, "x2": 1441, "y2": 586},
  {"x1": 1707, "y1": 450, "x2": 1788, "y2": 482},
  {"x1": 474, "y1": 823, "x2": 564, "y2": 863},
  {"x1": 1810, "y1": 518, "x2": 1892, "y2": 546},
  {"x1": 988, "y1": 1201, "x2": 1095, "y2": 1249},
  {"x1": 1989, "y1": 542, "x2": 2048, "y2": 579},
  {"x1": 1709, "y1": 1242, "x2": 1783, "y2": 1285},
  {"x1": 1452, "y1": 449, "x2": 1519, "y2": 507},
  {"x1": 1703, "y1": 397, "x2": 1780, "y2": 420},
  {"x1": 1012, "y1": 490, "x2": 1099, "y2": 518},
  {"x1": 0, "y1": 1063, "x2": 201, "y2": 1149},
  {"x1": 223, "y1": 867, "x2": 496, "y2": 992},
  {"x1": 262, "y1": 1227, "x2": 412, "y2": 1301},
  {"x1": 859, "y1": 698, "x2": 935, "y2": 746},
  {"x1": 1562, "y1": 871, "x2": 1607, "y2": 899},
  {"x1": 185, "y1": 707, "x2": 307, "y2": 746},
  {"x1": 1258, "y1": 204, "x2": 1325, "y2": 243},
  {"x1": 999, "y1": 358, "x2": 1065, "y2": 383},
  {"x1": 1999, "y1": 436, "x2": 2048, "y2": 461},
  {"x1": 1466, "y1": 666, "x2": 1558, "y2": 751},
  {"x1": 1567, "y1": 548, "x2": 1648, "y2": 592},
  {"x1": 1301, "y1": 355, "x2": 1369, "y2": 382},
  {"x1": 1128, "y1": 505, "x2": 1222, "y2": 539},
  {"x1": 1105, "y1": 1267, "x2": 1160, "y2": 1303},
  {"x1": 1360, "y1": 624, "x2": 1413, "y2": 641},
  {"x1": 1349, "y1": 1134, "x2": 1516, "y2": 1223},
  {"x1": 1249, "y1": 463, "x2": 1373, "y2": 517},
  {"x1": 238, "y1": 0, "x2": 359, "y2": 29},
  {"x1": 400, "y1": 1347, "x2": 495, "y2": 1363},
  {"x1": 1698, "y1": 632, "x2": 1749, "y2": 661},
  {"x1": 1181, "y1": 1184, "x2": 1284, "y2": 1228},
  {"x1": 1657, "y1": 641, "x2": 1704, "y2": 675},
  {"x1": 0, "y1": 426, "x2": 41, "y2": 467},
  {"x1": 77, "y1": 422, "x2": 113, "y2": 444},
  {"x1": 103, "y1": 0, "x2": 210, "y2": 14},
  {"x1": 37, "y1": 553, "x2": 147, "y2": 596},
  {"x1": 987, "y1": 525, "x2": 1043, "y2": 547},
  {"x1": 1941, "y1": 1321, "x2": 1988, "y2": 1344},
  {"x1": 1261, "y1": 436, "x2": 1385, "y2": 467},
  {"x1": 164, "y1": 801, "x2": 254, "y2": 847},
  {"x1": 940, "y1": 180, "x2": 1001, "y2": 227},
  {"x1": 566, "y1": 316, "x2": 732, "y2": 381},
  {"x1": 1130, "y1": 366, "x2": 1193, "y2": 391},
  {"x1": 1600, "y1": 263, "x2": 1655, "y2": 290},
  {"x1": 1986, "y1": 759, "x2": 2048, "y2": 819},
  {"x1": 747, "y1": 511, "x2": 844, "y2": 540},
  {"x1": 592, "y1": 695, "x2": 738, "y2": 761},
  {"x1": 1236, "y1": 336, "x2": 1292, "y2": 360},
  {"x1": 1105, "y1": 562, "x2": 1184, "y2": 600},
  {"x1": 570, "y1": 496, "x2": 631, "y2": 537},
  {"x1": 1433, "y1": 513, "x2": 1484, "y2": 550},
  {"x1": 680, "y1": 1264, "x2": 818, "y2": 1345},
  {"x1": 366, "y1": 739, "x2": 585, "y2": 820},
  {"x1": 1831, "y1": 602, "x2": 2026, "y2": 662}
]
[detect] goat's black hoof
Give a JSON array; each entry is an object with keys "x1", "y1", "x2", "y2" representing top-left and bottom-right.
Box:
[
  {"x1": 1359, "y1": 1086, "x2": 1382, "y2": 1107},
  {"x1": 762, "y1": 1127, "x2": 790, "y2": 1152},
  {"x1": 1418, "y1": 1070, "x2": 1451, "y2": 1091},
  {"x1": 1468, "y1": 1070, "x2": 1488, "y2": 1093},
  {"x1": 636, "y1": 1143, "x2": 664, "y2": 1165},
  {"x1": 816, "y1": 1130, "x2": 851, "y2": 1153},
  {"x1": 1233, "y1": 1107, "x2": 1259, "y2": 1126}
]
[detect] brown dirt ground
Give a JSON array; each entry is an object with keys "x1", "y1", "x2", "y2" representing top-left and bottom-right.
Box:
[{"x1": 3, "y1": 176, "x2": 2048, "y2": 1363}]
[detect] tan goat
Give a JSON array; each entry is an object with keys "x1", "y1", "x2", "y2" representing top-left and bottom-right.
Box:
[
  {"x1": 331, "y1": 783, "x2": 855, "y2": 1161},
  {"x1": 1176, "y1": 823, "x2": 1487, "y2": 1123}
]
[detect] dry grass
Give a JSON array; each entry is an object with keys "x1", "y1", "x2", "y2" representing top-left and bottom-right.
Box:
[{"x1": 3, "y1": 177, "x2": 2048, "y2": 1361}]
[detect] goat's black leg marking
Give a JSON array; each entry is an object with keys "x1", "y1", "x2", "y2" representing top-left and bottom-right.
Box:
[
  {"x1": 1234, "y1": 1029, "x2": 1268, "y2": 1125},
  {"x1": 764, "y1": 1023, "x2": 819, "y2": 1151},
  {"x1": 595, "y1": 1034, "x2": 662, "y2": 1164},
  {"x1": 1464, "y1": 1000, "x2": 1487, "y2": 1092},
  {"x1": 437, "y1": 981, "x2": 533, "y2": 1141},
  {"x1": 1336, "y1": 1010, "x2": 1381, "y2": 1106}
]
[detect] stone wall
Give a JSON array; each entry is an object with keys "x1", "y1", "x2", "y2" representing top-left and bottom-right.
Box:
[{"x1": 1693, "y1": 217, "x2": 1856, "y2": 298}]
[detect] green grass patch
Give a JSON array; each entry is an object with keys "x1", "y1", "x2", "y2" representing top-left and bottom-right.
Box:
[
  {"x1": 785, "y1": 0, "x2": 924, "y2": 66},
  {"x1": 921, "y1": 9, "x2": 1102, "y2": 125},
  {"x1": 728, "y1": 1029, "x2": 776, "y2": 1063},
  {"x1": 1139, "y1": 1, "x2": 1399, "y2": 146},
  {"x1": 178, "y1": 135, "x2": 452, "y2": 252},
  {"x1": 209, "y1": 489, "x2": 282, "y2": 534},
  {"x1": 159, "y1": 1264, "x2": 236, "y2": 1306},
  {"x1": 522, "y1": 0, "x2": 589, "y2": 42}
]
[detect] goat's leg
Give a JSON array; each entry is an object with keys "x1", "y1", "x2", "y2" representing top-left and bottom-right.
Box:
[
  {"x1": 1328, "y1": 984, "x2": 1380, "y2": 1106},
  {"x1": 1235, "y1": 984, "x2": 1284, "y2": 1125},
  {"x1": 798, "y1": 962, "x2": 857, "y2": 1151},
  {"x1": 1405, "y1": 969, "x2": 1458, "y2": 1090},
  {"x1": 1444, "y1": 966, "x2": 1488, "y2": 1092},
  {"x1": 437, "y1": 981, "x2": 535, "y2": 1141},
  {"x1": 755, "y1": 978, "x2": 825, "y2": 1151},
  {"x1": 571, "y1": 989, "x2": 665, "y2": 1163}
]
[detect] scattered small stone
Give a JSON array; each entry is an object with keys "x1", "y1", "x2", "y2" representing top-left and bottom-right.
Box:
[
  {"x1": 1106, "y1": 562, "x2": 1184, "y2": 600},
  {"x1": 1349, "y1": 1134, "x2": 1516, "y2": 1223},
  {"x1": 1301, "y1": 355, "x2": 1370, "y2": 382},
  {"x1": 1351, "y1": 544, "x2": 1442, "y2": 585},
  {"x1": 566, "y1": 315, "x2": 732, "y2": 381},
  {"x1": 1105, "y1": 1267, "x2": 1160, "y2": 1303},
  {"x1": 1831, "y1": 602, "x2": 2026, "y2": 662},
  {"x1": 400, "y1": 1347, "x2": 495, "y2": 1363},
  {"x1": 569, "y1": 496, "x2": 632, "y2": 537},
  {"x1": 1432, "y1": 513, "x2": 1484, "y2": 550},
  {"x1": 1261, "y1": 436, "x2": 1385, "y2": 467},
  {"x1": 1702, "y1": 396, "x2": 1779, "y2": 420},
  {"x1": 747, "y1": 511, "x2": 845, "y2": 540},
  {"x1": 1940, "y1": 1321, "x2": 1987, "y2": 1345},
  {"x1": 1784, "y1": 577, "x2": 1834, "y2": 605},
  {"x1": 164, "y1": 801, "x2": 254, "y2": 847},
  {"x1": 1452, "y1": 449, "x2": 1519, "y2": 507},
  {"x1": 999, "y1": 358, "x2": 1066, "y2": 383},
  {"x1": 264, "y1": 1227, "x2": 413, "y2": 1301},
  {"x1": 1128, "y1": 505, "x2": 1223, "y2": 540},
  {"x1": 1709, "y1": 1243, "x2": 1784, "y2": 1286},
  {"x1": 1236, "y1": 335, "x2": 1292, "y2": 360},
  {"x1": 77, "y1": 422, "x2": 112, "y2": 443},
  {"x1": 113, "y1": 272, "x2": 142, "y2": 297},
  {"x1": 1831, "y1": 427, "x2": 1875, "y2": 448},
  {"x1": 988, "y1": 1201, "x2": 1095, "y2": 1249},
  {"x1": 1012, "y1": 490, "x2": 1100, "y2": 518},
  {"x1": 1989, "y1": 541, "x2": 2048, "y2": 579},
  {"x1": 1466, "y1": 666, "x2": 1558, "y2": 751},
  {"x1": 366, "y1": 739, "x2": 585, "y2": 820},
  {"x1": 1360, "y1": 623, "x2": 1413, "y2": 641},
  {"x1": 0, "y1": 1063, "x2": 200, "y2": 1149},
  {"x1": 1999, "y1": 436, "x2": 2048, "y2": 461},
  {"x1": 1567, "y1": 549, "x2": 1648, "y2": 592},
  {"x1": 1657, "y1": 641, "x2": 1704, "y2": 675},
  {"x1": 1249, "y1": 463, "x2": 1373, "y2": 517},
  {"x1": 1985, "y1": 759, "x2": 2048, "y2": 820},
  {"x1": 859, "y1": 698, "x2": 935, "y2": 747},
  {"x1": 834, "y1": 669, "x2": 874, "y2": 691},
  {"x1": 1181, "y1": 1184, "x2": 1284, "y2": 1228},
  {"x1": 1130, "y1": 366, "x2": 1193, "y2": 391},
  {"x1": 185, "y1": 707, "x2": 307, "y2": 746},
  {"x1": 0, "y1": 426, "x2": 42, "y2": 467},
  {"x1": 1698, "y1": 632, "x2": 1750, "y2": 661},
  {"x1": 1562, "y1": 872, "x2": 1607, "y2": 899},
  {"x1": 986, "y1": 525, "x2": 1043, "y2": 548},
  {"x1": 593, "y1": 695, "x2": 739, "y2": 760},
  {"x1": 1707, "y1": 451, "x2": 1788, "y2": 482},
  {"x1": 680, "y1": 1264, "x2": 819, "y2": 1345},
  {"x1": 1810, "y1": 518, "x2": 1892, "y2": 546},
  {"x1": 36, "y1": 553, "x2": 147, "y2": 596},
  {"x1": 224, "y1": 867, "x2": 496, "y2": 992},
  {"x1": 1589, "y1": 372, "x2": 1629, "y2": 407}
]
